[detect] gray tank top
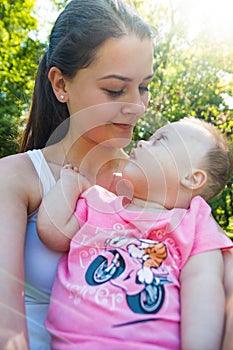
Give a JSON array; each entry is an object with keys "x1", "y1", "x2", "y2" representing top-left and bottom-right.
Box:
[{"x1": 25, "y1": 150, "x2": 62, "y2": 350}]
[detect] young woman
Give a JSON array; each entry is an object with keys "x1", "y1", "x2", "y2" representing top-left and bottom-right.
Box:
[{"x1": 0, "y1": 1, "x2": 154, "y2": 349}]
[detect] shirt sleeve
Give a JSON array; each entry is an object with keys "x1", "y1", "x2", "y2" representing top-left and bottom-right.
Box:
[
  {"x1": 190, "y1": 196, "x2": 233, "y2": 257},
  {"x1": 74, "y1": 197, "x2": 88, "y2": 227},
  {"x1": 73, "y1": 186, "x2": 108, "y2": 227}
]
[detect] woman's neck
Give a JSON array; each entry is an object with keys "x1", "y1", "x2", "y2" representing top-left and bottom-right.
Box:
[{"x1": 60, "y1": 135, "x2": 128, "y2": 189}]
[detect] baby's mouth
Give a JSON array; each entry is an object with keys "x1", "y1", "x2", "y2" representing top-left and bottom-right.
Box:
[{"x1": 129, "y1": 149, "x2": 136, "y2": 159}]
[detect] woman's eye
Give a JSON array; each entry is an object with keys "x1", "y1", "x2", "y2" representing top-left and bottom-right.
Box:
[
  {"x1": 104, "y1": 89, "x2": 123, "y2": 97},
  {"x1": 139, "y1": 86, "x2": 149, "y2": 94}
]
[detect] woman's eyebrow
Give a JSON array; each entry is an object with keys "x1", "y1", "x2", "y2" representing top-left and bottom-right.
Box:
[
  {"x1": 98, "y1": 73, "x2": 154, "y2": 82},
  {"x1": 98, "y1": 74, "x2": 132, "y2": 82}
]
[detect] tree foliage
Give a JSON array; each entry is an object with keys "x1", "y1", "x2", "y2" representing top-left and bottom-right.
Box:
[
  {"x1": 129, "y1": 0, "x2": 233, "y2": 235},
  {"x1": 0, "y1": 0, "x2": 44, "y2": 156},
  {"x1": 0, "y1": 0, "x2": 232, "y2": 235}
]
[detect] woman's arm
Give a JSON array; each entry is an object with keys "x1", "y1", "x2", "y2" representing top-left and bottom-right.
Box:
[
  {"x1": 180, "y1": 250, "x2": 225, "y2": 350},
  {"x1": 222, "y1": 248, "x2": 233, "y2": 350},
  {"x1": 37, "y1": 165, "x2": 91, "y2": 251},
  {"x1": 0, "y1": 155, "x2": 38, "y2": 350}
]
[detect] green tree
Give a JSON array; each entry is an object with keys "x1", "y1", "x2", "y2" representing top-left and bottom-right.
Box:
[
  {"x1": 0, "y1": 0, "x2": 232, "y2": 235},
  {"x1": 0, "y1": 0, "x2": 44, "y2": 157},
  {"x1": 130, "y1": 0, "x2": 233, "y2": 235}
]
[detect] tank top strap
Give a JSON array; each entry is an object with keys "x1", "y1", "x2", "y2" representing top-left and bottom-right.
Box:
[{"x1": 27, "y1": 149, "x2": 56, "y2": 197}]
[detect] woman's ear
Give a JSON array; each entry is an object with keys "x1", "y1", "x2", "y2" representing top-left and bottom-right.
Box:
[
  {"x1": 48, "y1": 67, "x2": 68, "y2": 103},
  {"x1": 181, "y1": 169, "x2": 207, "y2": 190}
]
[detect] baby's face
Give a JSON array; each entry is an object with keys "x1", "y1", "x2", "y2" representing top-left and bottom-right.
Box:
[{"x1": 122, "y1": 121, "x2": 213, "y2": 205}]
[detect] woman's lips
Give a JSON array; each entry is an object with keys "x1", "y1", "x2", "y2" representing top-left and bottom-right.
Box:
[{"x1": 112, "y1": 123, "x2": 133, "y2": 130}]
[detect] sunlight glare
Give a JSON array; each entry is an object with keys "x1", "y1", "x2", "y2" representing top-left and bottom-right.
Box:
[
  {"x1": 176, "y1": 0, "x2": 233, "y2": 42},
  {"x1": 34, "y1": 0, "x2": 59, "y2": 43}
]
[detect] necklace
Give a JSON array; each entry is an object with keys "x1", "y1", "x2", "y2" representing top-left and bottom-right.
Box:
[
  {"x1": 60, "y1": 140, "x2": 68, "y2": 166},
  {"x1": 131, "y1": 197, "x2": 166, "y2": 210},
  {"x1": 45, "y1": 140, "x2": 69, "y2": 168}
]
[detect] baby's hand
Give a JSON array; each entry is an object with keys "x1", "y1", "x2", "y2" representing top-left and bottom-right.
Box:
[
  {"x1": 60, "y1": 164, "x2": 91, "y2": 193},
  {"x1": 62, "y1": 163, "x2": 79, "y2": 172},
  {"x1": 60, "y1": 164, "x2": 80, "y2": 180}
]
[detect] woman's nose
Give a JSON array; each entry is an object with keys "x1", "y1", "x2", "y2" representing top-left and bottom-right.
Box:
[{"x1": 121, "y1": 102, "x2": 145, "y2": 118}]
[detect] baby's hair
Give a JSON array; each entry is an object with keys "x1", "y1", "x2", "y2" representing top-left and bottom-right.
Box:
[{"x1": 181, "y1": 117, "x2": 233, "y2": 201}]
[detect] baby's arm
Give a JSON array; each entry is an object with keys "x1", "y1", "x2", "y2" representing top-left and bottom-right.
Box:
[
  {"x1": 180, "y1": 250, "x2": 224, "y2": 350},
  {"x1": 222, "y1": 248, "x2": 233, "y2": 350},
  {"x1": 37, "y1": 165, "x2": 91, "y2": 252}
]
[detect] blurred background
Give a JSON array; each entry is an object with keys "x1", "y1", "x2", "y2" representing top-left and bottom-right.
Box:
[{"x1": 0, "y1": 0, "x2": 232, "y2": 235}]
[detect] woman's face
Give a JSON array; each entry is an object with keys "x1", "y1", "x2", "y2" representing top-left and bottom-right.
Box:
[{"x1": 63, "y1": 35, "x2": 154, "y2": 148}]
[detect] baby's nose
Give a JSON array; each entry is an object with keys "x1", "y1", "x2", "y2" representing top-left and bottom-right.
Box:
[{"x1": 137, "y1": 140, "x2": 148, "y2": 148}]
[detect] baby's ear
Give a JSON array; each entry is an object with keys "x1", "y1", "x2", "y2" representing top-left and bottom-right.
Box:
[{"x1": 181, "y1": 169, "x2": 207, "y2": 190}]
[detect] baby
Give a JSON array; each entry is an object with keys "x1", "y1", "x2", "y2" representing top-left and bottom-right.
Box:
[{"x1": 37, "y1": 117, "x2": 233, "y2": 350}]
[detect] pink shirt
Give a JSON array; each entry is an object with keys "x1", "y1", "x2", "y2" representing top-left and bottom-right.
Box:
[{"x1": 46, "y1": 186, "x2": 232, "y2": 350}]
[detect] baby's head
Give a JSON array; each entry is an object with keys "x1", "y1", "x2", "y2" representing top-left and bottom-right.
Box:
[
  {"x1": 179, "y1": 117, "x2": 232, "y2": 201},
  {"x1": 122, "y1": 117, "x2": 233, "y2": 208}
]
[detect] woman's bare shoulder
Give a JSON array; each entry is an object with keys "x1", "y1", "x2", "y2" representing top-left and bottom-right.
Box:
[
  {"x1": 0, "y1": 152, "x2": 42, "y2": 213},
  {"x1": 0, "y1": 152, "x2": 36, "y2": 178},
  {"x1": 0, "y1": 151, "x2": 30, "y2": 166}
]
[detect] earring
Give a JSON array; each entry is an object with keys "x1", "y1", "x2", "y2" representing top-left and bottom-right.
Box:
[{"x1": 60, "y1": 95, "x2": 65, "y2": 100}]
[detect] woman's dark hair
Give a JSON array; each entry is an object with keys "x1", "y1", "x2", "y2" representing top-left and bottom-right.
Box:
[{"x1": 20, "y1": 0, "x2": 153, "y2": 151}]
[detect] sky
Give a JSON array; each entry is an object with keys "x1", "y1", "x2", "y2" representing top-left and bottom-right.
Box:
[
  {"x1": 177, "y1": 0, "x2": 233, "y2": 43},
  {"x1": 34, "y1": 0, "x2": 59, "y2": 42},
  {"x1": 33, "y1": 0, "x2": 232, "y2": 109},
  {"x1": 35, "y1": 0, "x2": 233, "y2": 44}
]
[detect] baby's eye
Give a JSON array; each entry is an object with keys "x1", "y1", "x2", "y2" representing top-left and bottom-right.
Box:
[
  {"x1": 150, "y1": 134, "x2": 166, "y2": 144},
  {"x1": 157, "y1": 135, "x2": 165, "y2": 140}
]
